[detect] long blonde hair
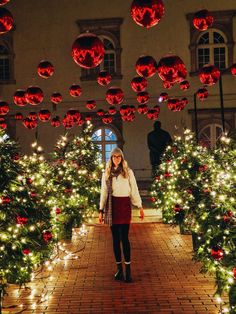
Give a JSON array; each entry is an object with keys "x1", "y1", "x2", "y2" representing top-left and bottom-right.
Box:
[{"x1": 105, "y1": 147, "x2": 129, "y2": 180}]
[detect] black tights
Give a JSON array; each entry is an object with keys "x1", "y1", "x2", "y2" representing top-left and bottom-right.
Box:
[{"x1": 110, "y1": 224, "x2": 130, "y2": 263}]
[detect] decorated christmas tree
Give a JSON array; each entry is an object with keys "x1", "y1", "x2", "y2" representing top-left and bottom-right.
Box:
[{"x1": 50, "y1": 121, "x2": 102, "y2": 239}]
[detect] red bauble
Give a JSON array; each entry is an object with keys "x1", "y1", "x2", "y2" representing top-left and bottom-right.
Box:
[
  {"x1": 71, "y1": 32, "x2": 105, "y2": 68},
  {"x1": 66, "y1": 109, "x2": 81, "y2": 123},
  {"x1": 147, "y1": 109, "x2": 159, "y2": 120},
  {"x1": 0, "y1": 7, "x2": 13, "y2": 34},
  {"x1": 15, "y1": 112, "x2": 23, "y2": 120},
  {"x1": 30, "y1": 191, "x2": 37, "y2": 198},
  {"x1": 96, "y1": 109, "x2": 105, "y2": 116},
  {"x1": 0, "y1": 101, "x2": 9, "y2": 115},
  {"x1": 13, "y1": 90, "x2": 27, "y2": 106},
  {"x1": 122, "y1": 113, "x2": 135, "y2": 122},
  {"x1": 0, "y1": 0, "x2": 11, "y2": 5},
  {"x1": 158, "y1": 92, "x2": 168, "y2": 102},
  {"x1": 1, "y1": 195, "x2": 11, "y2": 204},
  {"x1": 131, "y1": 76, "x2": 148, "y2": 92},
  {"x1": 193, "y1": 10, "x2": 213, "y2": 31},
  {"x1": 167, "y1": 98, "x2": 180, "y2": 112},
  {"x1": 199, "y1": 165, "x2": 208, "y2": 172},
  {"x1": 55, "y1": 207, "x2": 61, "y2": 215},
  {"x1": 153, "y1": 104, "x2": 160, "y2": 114},
  {"x1": 120, "y1": 104, "x2": 131, "y2": 116},
  {"x1": 16, "y1": 216, "x2": 28, "y2": 225},
  {"x1": 102, "y1": 114, "x2": 113, "y2": 124},
  {"x1": 38, "y1": 110, "x2": 51, "y2": 122},
  {"x1": 62, "y1": 116, "x2": 73, "y2": 129},
  {"x1": 69, "y1": 84, "x2": 82, "y2": 97},
  {"x1": 196, "y1": 87, "x2": 208, "y2": 100},
  {"x1": 162, "y1": 81, "x2": 173, "y2": 89},
  {"x1": 130, "y1": 0, "x2": 164, "y2": 28},
  {"x1": 181, "y1": 97, "x2": 188, "y2": 106},
  {"x1": 22, "y1": 249, "x2": 30, "y2": 255},
  {"x1": 0, "y1": 118, "x2": 6, "y2": 129},
  {"x1": 199, "y1": 64, "x2": 220, "y2": 86},
  {"x1": 43, "y1": 231, "x2": 53, "y2": 243},
  {"x1": 174, "y1": 204, "x2": 183, "y2": 212},
  {"x1": 12, "y1": 153, "x2": 20, "y2": 161},
  {"x1": 86, "y1": 100, "x2": 96, "y2": 110},
  {"x1": 108, "y1": 106, "x2": 117, "y2": 115},
  {"x1": 97, "y1": 70, "x2": 111, "y2": 86},
  {"x1": 231, "y1": 63, "x2": 236, "y2": 76},
  {"x1": 106, "y1": 87, "x2": 124, "y2": 105},
  {"x1": 37, "y1": 60, "x2": 54, "y2": 79},
  {"x1": 137, "y1": 104, "x2": 148, "y2": 114},
  {"x1": 51, "y1": 92, "x2": 62, "y2": 104},
  {"x1": 129, "y1": 105, "x2": 136, "y2": 114},
  {"x1": 136, "y1": 55, "x2": 157, "y2": 78},
  {"x1": 180, "y1": 80, "x2": 190, "y2": 91},
  {"x1": 26, "y1": 177, "x2": 33, "y2": 185},
  {"x1": 51, "y1": 116, "x2": 61, "y2": 127},
  {"x1": 26, "y1": 86, "x2": 44, "y2": 105},
  {"x1": 233, "y1": 267, "x2": 236, "y2": 280},
  {"x1": 77, "y1": 119, "x2": 85, "y2": 126},
  {"x1": 137, "y1": 91, "x2": 150, "y2": 104},
  {"x1": 28, "y1": 112, "x2": 37, "y2": 121},
  {"x1": 23, "y1": 118, "x2": 37, "y2": 129},
  {"x1": 157, "y1": 54, "x2": 187, "y2": 83},
  {"x1": 211, "y1": 246, "x2": 224, "y2": 260}
]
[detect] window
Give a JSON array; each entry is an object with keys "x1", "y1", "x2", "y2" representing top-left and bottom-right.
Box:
[
  {"x1": 197, "y1": 30, "x2": 227, "y2": 70},
  {"x1": 186, "y1": 10, "x2": 236, "y2": 75},
  {"x1": 76, "y1": 18, "x2": 123, "y2": 81},
  {"x1": 92, "y1": 126, "x2": 119, "y2": 163},
  {"x1": 199, "y1": 123, "x2": 224, "y2": 148},
  {"x1": 0, "y1": 45, "x2": 10, "y2": 80}
]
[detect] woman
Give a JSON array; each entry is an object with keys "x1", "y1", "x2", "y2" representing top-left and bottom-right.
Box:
[{"x1": 99, "y1": 147, "x2": 144, "y2": 283}]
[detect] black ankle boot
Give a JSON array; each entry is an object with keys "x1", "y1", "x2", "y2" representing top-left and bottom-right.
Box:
[
  {"x1": 125, "y1": 263, "x2": 132, "y2": 283},
  {"x1": 114, "y1": 263, "x2": 123, "y2": 281}
]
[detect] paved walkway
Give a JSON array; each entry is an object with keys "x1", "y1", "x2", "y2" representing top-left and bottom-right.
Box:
[{"x1": 2, "y1": 222, "x2": 223, "y2": 314}]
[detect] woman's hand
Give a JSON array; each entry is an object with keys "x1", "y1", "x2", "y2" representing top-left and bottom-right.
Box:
[
  {"x1": 98, "y1": 211, "x2": 103, "y2": 224},
  {"x1": 139, "y1": 208, "x2": 144, "y2": 220}
]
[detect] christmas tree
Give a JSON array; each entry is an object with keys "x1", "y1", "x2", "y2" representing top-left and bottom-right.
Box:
[{"x1": 50, "y1": 121, "x2": 102, "y2": 239}]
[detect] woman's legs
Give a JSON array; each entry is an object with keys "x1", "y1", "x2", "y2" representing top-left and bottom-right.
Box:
[
  {"x1": 120, "y1": 224, "x2": 131, "y2": 263},
  {"x1": 110, "y1": 224, "x2": 123, "y2": 280}
]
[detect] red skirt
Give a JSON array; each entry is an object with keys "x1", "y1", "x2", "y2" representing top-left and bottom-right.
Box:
[{"x1": 112, "y1": 196, "x2": 131, "y2": 224}]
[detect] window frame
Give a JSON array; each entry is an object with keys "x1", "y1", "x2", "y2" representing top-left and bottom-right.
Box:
[{"x1": 0, "y1": 32, "x2": 15, "y2": 85}]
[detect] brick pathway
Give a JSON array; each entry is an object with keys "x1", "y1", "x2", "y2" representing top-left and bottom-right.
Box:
[{"x1": 2, "y1": 223, "x2": 223, "y2": 314}]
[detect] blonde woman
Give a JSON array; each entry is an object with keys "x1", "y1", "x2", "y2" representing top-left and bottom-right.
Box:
[{"x1": 99, "y1": 147, "x2": 144, "y2": 283}]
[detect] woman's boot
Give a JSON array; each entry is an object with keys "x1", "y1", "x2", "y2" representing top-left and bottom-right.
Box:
[
  {"x1": 124, "y1": 263, "x2": 132, "y2": 283},
  {"x1": 114, "y1": 262, "x2": 123, "y2": 281}
]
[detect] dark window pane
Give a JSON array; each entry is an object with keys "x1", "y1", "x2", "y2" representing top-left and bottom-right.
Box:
[
  {"x1": 213, "y1": 32, "x2": 225, "y2": 44},
  {"x1": 214, "y1": 47, "x2": 226, "y2": 69},
  {"x1": 103, "y1": 38, "x2": 114, "y2": 50},
  {"x1": 198, "y1": 33, "x2": 209, "y2": 44}
]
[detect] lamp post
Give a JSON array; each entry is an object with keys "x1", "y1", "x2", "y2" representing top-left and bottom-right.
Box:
[
  {"x1": 193, "y1": 93, "x2": 199, "y2": 142},
  {"x1": 218, "y1": 74, "x2": 226, "y2": 133}
]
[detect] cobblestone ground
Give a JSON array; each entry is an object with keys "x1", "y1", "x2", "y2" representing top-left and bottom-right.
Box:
[{"x1": 2, "y1": 222, "x2": 224, "y2": 314}]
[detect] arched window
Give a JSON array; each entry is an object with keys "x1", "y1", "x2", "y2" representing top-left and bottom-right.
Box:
[
  {"x1": 0, "y1": 45, "x2": 10, "y2": 80},
  {"x1": 199, "y1": 123, "x2": 225, "y2": 149},
  {"x1": 92, "y1": 126, "x2": 119, "y2": 163},
  {"x1": 197, "y1": 30, "x2": 227, "y2": 70}
]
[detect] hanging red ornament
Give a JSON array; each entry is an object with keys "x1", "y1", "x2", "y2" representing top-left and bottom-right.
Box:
[
  {"x1": 13, "y1": 89, "x2": 27, "y2": 106},
  {"x1": 51, "y1": 92, "x2": 62, "y2": 105},
  {"x1": 137, "y1": 104, "x2": 148, "y2": 114},
  {"x1": 0, "y1": 0, "x2": 11, "y2": 5},
  {"x1": 108, "y1": 106, "x2": 117, "y2": 115},
  {"x1": 233, "y1": 267, "x2": 236, "y2": 280},
  {"x1": 30, "y1": 191, "x2": 37, "y2": 198},
  {"x1": 167, "y1": 98, "x2": 184, "y2": 112},
  {"x1": 196, "y1": 87, "x2": 208, "y2": 100},
  {"x1": 16, "y1": 216, "x2": 28, "y2": 225},
  {"x1": 231, "y1": 63, "x2": 236, "y2": 76},
  {"x1": 28, "y1": 112, "x2": 37, "y2": 121},
  {"x1": 137, "y1": 91, "x2": 150, "y2": 104},
  {"x1": 106, "y1": 87, "x2": 124, "y2": 105},
  {"x1": 23, "y1": 118, "x2": 37, "y2": 129},
  {"x1": 131, "y1": 76, "x2": 148, "y2": 92},
  {"x1": 0, "y1": 118, "x2": 6, "y2": 129},
  {"x1": 211, "y1": 246, "x2": 224, "y2": 260},
  {"x1": 77, "y1": 119, "x2": 85, "y2": 126},
  {"x1": 122, "y1": 113, "x2": 135, "y2": 122},
  {"x1": 51, "y1": 116, "x2": 61, "y2": 127},
  {"x1": 147, "y1": 109, "x2": 159, "y2": 120},
  {"x1": 199, "y1": 64, "x2": 220, "y2": 86},
  {"x1": 120, "y1": 104, "x2": 131, "y2": 116},
  {"x1": 26, "y1": 86, "x2": 44, "y2": 105},
  {"x1": 136, "y1": 55, "x2": 157, "y2": 78},
  {"x1": 0, "y1": 7, "x2": 13, "y2": 34},
  {"x1": 1, "y1": 195, "x2": 11, "y2": 204},
  {"x1": 102, "y1": 114, "x2": 113, "y2": 124},
  {"x1": 26, "y1": 177, "x2": 33, "y2": 185},
  {"x1": 223, "y1": 210, "x2": 233, "y2": 222},
  {"x1": 85, "y1": 115, "x2": 92, "y2": 122},
  {"x1": 66, "y1": 109, "x2": 81, "y2": 123},
  {"x1": 96, "y1": 109, "x2": 105, "y2": 116},
  {"x1": 15, "y1": 112, "x2": 23, "y2": 120},
  {"x1": 181, "y1": 97, "x2": 188, "y2": 106},
  {"x1": 69, "y1": 84, "x2": 82, "y2": 97},
  {"x1": 129, "y1": 105, "x2": 136, "y2": 114},
  {"x1": 153, "y1": 104, "x2": 160, "y2": 114},
  {"x1": 157, "y1": 54, "x2": 187, "y2": 83},
  {"x1": 38, "y1": 110, "x2": 51, "y2": 122},
  {"x1": 97, "y1": 70, "x2": 112, "y2": 86},
  {"x1": 193, "y1": 10, "x2": 213, "y2": 31},
  {"x1": 42, "y1": 231, "x2": 53, "y2": 243},
  {"x1": 158, "y1": 92, "x2": 168, "y2": 102},
  {"x1": 180, "y1": 80, "x2": 190, "y2": 91},
  {"x1": 22, "y1": 249, "x2": 30, "y2": 255},
  {"x1": 86, "y1": 100, "x2": 96, "y2": 110},
  {"x1": 55, "y1": 207, "x2": 61, "y2": 215},
  {"x1": 12, "y1": 153, "x2": 20, "y2": 161},
  {"x1": 0, "y1": 101, "x2": 9, "y2": 115},
  {"x1": 71, "y1": 32, "x2": 105, "y2": 68},
  {"x1": 173, "y1": 204, "x2": 183, "y2": 212},
  {"x1": 199, "y1": 164, "x2": 208, "y2": 172},
  {"x1": 37, "y1": 60, "x2": 54, "y2": 79},
  {"x1": 62, "y1": 116, "x2": 74, "y2": 129},
  {"x1": 130, "y1": 0, "x2": 165, "y2": 28},
  {"x1": 162, "y1": 81, "x2": 173, "y2": 89}
]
